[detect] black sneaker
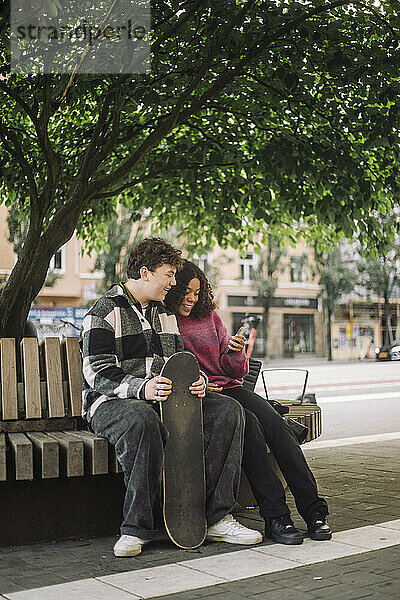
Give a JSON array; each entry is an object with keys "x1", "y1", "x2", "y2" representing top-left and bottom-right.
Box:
[
  {"x1": 265, "y1": 515, "x2": 303, "y2": 545},
  {"x1": 307, "y1": 510, "x2": 332, "y2": 540}
]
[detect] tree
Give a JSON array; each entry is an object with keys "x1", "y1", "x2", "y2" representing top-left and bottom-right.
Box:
[
  {"x1": 6, "y1": 201, "x2": 61, "y2": 289},
  {"x1": 1, "y1": 0, "x2": 399, "y2": 337},
  {"x1": 318, "y1": 247, "x2": 355, "y2": 360},
  {"x1": 356, "y1": 214, "x2": 400, "y2": 347},
  {"x1": 254, "y1": 235, "x2": 286, "y2": 357},
  {"x1": 93, "y1": 209, "x2": 150, "y2": 295}
]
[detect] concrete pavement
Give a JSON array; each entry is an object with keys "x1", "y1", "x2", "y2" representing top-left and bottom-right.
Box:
[{"x1": 0, "y1": 434, "x2": 399, "y2": 599}]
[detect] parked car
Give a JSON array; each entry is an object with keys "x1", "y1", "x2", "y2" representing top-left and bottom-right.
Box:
[{"x1": 375, "y1": 338, "x2": 400, "y2": 361}]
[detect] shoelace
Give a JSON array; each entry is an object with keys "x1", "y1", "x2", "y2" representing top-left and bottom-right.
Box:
[
  {"x1": 219, "y1": 515, "x2": 246, "y2": 534},
  {"x1": 275, "y1": 516, "x2": 295, "y2": 528}
]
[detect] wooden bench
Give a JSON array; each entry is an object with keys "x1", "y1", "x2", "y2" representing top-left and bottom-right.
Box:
[
  {"x1": 0, "y1": 336, "x2": 125, "y2": 546},
  {"x1": 0, "y1": 340, "x2": 322, "y2": 545}
]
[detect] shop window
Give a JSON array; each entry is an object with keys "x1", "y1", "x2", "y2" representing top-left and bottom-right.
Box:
[{"x1": 283, "y1": 314, "x2": 314, "y2": 354}]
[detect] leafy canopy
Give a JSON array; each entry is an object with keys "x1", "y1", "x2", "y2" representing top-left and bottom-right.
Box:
[{"x1": 0, "y1": 0, "x2": 399, "y2": 258}]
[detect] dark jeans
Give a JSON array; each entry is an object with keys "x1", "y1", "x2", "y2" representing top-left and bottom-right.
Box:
[
  {"x1": 223, "y1": 386, "x2": 328, "y2": 522},
  {"x1": 90, "y1": 392, "x2": 244, "y2": 539}
]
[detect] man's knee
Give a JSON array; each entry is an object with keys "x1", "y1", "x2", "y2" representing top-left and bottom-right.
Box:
[
  {"x1": 205, "y1": 392, "x2": 244, "y2": 428},
  {"x1": 124, "y1": 402, "x2": 165, "y2": 439}
]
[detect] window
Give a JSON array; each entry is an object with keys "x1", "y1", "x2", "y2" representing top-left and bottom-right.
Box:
[
  {"x1": 49, "y1": 246, "x2": 66, "y2": 272},
  {"x1": 290, "y1": 256, "x2": 307, "y2": 283},
  {"x1": 240, "y1": 253, "x2": 258, "y2": 282},
  {"x1": 193, "y1": 252, "x2": 211, "y2": 275}
]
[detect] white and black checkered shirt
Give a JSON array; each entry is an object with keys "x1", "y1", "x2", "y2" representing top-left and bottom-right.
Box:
[{"x1": 81, "y1": 284, "x2": 184, "y2": 421}]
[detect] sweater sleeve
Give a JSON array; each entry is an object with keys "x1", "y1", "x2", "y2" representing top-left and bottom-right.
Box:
[
  {"x1": 81, "y1": 299, "x2": 149, "y2": 400},
  {"x1": 213, "y1": 312, "x2": 249, "y2": 379}
]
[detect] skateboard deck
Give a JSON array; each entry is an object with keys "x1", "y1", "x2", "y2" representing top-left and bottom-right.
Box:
[{"x1": 159, "y1": 351, "x2": 206, "y2": 549}]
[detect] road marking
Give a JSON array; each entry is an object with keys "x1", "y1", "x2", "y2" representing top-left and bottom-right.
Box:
[
  {"x1": 303, "y1": 431, "x2": 400, "y2": 449},
  {"x1": 3, "y1": 520, "x2": 400, "y2": 599},
  {"x1": 262, "y1": 377, "x2": 400, "y2": 391},
  {"x1": 317, "y1": 391, "x2": 399, "y2": 404},
  {"x1": 256, "y1": 381, "x2": 400, "y2": 395}
]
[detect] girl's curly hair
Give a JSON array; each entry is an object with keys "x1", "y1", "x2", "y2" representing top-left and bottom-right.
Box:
[{"x1": 165, "y1": 260, "x2": 216, "y2": 319}]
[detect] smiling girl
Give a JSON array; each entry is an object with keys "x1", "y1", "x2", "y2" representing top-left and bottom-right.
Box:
[{"x1": 165, "y1": 260, "x2": 331, "y2": 545}]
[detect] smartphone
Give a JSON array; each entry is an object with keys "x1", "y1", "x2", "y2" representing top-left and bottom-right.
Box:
[{"x1": 223, "y1": 325, "x2": 247, "y2": 354}]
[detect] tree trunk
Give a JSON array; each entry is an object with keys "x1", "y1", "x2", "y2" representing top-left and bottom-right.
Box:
[
  {"x1": 383, "y1": 293, "x2": 392, "y2": 347},
  {"x1": 0, "y1": 246, "x2": 51, "y2": 339},
  {"x1": 263, "y1": 298, "x2": 270, "y2": 359},
  {"x1": 326, "y1": 306, "x2": 332, "y2": 361},
  {"x1": 0, "y1": 213, "x2": 79, "y2": 339}
]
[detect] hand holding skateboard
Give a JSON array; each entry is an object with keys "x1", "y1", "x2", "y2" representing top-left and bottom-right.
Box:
[
  {"x1": 145, "y1": 374, "x2": 206, "y2": 401},
  {"x1": 207, "y1": 382, "x2": 223, "y2": 393},
  {"x1": 145, "y1": 376, "x2": 172, "y2": 401},
  {"x1": 189, "y1": 375, "x2": 206, "y2": 398}
]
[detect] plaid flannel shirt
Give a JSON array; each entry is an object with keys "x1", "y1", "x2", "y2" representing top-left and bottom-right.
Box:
[{"x1": 81, "y1": 284, "x2": 184, "y2": 421}]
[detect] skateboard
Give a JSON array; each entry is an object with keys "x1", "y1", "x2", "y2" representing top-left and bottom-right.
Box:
[{"x1": 159, "y1": 351, "x2": 206, "y2": 549}]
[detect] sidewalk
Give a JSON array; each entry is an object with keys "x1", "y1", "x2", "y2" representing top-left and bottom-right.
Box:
[{"x1": 1, "y1": 436, "x2": 399, "y2": 599}]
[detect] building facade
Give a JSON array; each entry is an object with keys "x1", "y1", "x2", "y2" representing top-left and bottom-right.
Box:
[
  {"x1": 2, "y1": 203, "x2": 398, "y2": 359},
  {"x1": 196, "y1": 242, "x2": 324, "y2": 359}
]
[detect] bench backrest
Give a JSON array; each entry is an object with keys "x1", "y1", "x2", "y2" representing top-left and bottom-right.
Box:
[
  {"x1": 242, "y1": 358, "x2": 262, "y2": 392},
  {"x1": 0, "y1": 337, "x2": 83, "y2": 432}
]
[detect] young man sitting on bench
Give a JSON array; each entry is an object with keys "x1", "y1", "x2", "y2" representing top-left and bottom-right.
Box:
[{"x1": 81, "y1": 237, "x2": 261, "y2": 557}]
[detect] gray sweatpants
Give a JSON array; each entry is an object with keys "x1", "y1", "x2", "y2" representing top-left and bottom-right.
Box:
[{"x1": 90, "y1": 392, "x2": 244, "y2": 539}]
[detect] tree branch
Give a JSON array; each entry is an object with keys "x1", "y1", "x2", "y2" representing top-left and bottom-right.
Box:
[
  {"x1": 0, "y1": 121, "x2": 38, "y2": 203},
  {"x1": 152, "y1": 0, "x2": 205, "y2": 51},
  {"x1": 86, "y1": 0, "x2": 355, "y2": 199},
  {"x1": 58, "y1": 0, "x2": 120, "y2": 105},
  {"x1": 0, "y1": 80, "x2": 38, "y2": 123},
  {"x1": 92, "y1": 159, "x2": 246, "y2": 199}
]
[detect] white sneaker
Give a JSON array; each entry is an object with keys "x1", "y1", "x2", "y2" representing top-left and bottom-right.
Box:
[
  {"x1": 113, "y1": 535, "x2": 150, "y2": 557},
  {"x1": 206, "y1": 514, "x2": 262, "y2": 545}
]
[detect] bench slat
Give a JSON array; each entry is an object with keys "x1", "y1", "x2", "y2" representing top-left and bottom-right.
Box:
[
  {"x1": 46, "y1": 431, "x2": 84, "y2": 477},
  {"x1": 8, "y1": 432, "x2": 33, "y2": 480},
  {"x1": 0, "y1": 338, "x2": 18, "y2": 420},
  {"x1": 0, "y1": 433, "x2": 6, "y2": 481},
  {"x1": 62, "y1": 338, "x2": 83, "y2": 417},
  {"x1": 42, "y1": 338, "x2": 65, "y2": 418},
  {"x1": 68, "y1": 430, "x2": 109, "y2": 475},
  {"x1": 26, "y1": 431, "x2": 59, "y2": 479},
  {"x1": 21, "y1": 338, "x2": 42, "y2": 419}
]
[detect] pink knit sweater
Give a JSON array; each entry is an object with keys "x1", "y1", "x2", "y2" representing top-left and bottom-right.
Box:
[{"x1": 176, "y1": 311, "x2": 249, "y2": 388}]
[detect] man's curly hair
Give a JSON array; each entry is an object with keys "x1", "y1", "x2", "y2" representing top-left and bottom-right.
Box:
[
  {"x1": 165, "y1": 260, "x2": 216, "y2": 319},
  {"x1": 127, "y1": 237, "x2": 183, "y2": 279}
]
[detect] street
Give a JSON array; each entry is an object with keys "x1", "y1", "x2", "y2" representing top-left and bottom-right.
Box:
[{"x1": 255, "y1": 360, "x2": 400, "y2": 441}]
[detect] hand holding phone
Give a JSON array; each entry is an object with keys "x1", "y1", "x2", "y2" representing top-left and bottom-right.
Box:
[{"x1": 223, "y1": 325, "x2": 247, "y2": 354}]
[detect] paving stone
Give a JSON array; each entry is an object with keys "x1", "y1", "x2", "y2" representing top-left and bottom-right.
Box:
[
  {"x1": 295, "y1": 582, "x2": 373, "y2": 600},
  {"x1": 246, "y1": 588, "x2": 319, "y2": 600},
  {"x1": 151, "y1": 587, "x2": 236, "y2": 600},
  {"x1": 363, "y1": 580, "x2": 400, "y2": 599},
  {"x1": 2, "y1": 579, "x2": 140, "y2": 600},
  {"x1": 218, "y1": 577, "x2": 280, "y2": 595},
  {"x1": 99, "y1": 564, "x2": 225, "y2": 598},
  {"x1": 0, "y1": 579, "x2": 23, "y2": 595},
  {"x1": 178, "y1": 549, "x2": 298, "y2": 580}
]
